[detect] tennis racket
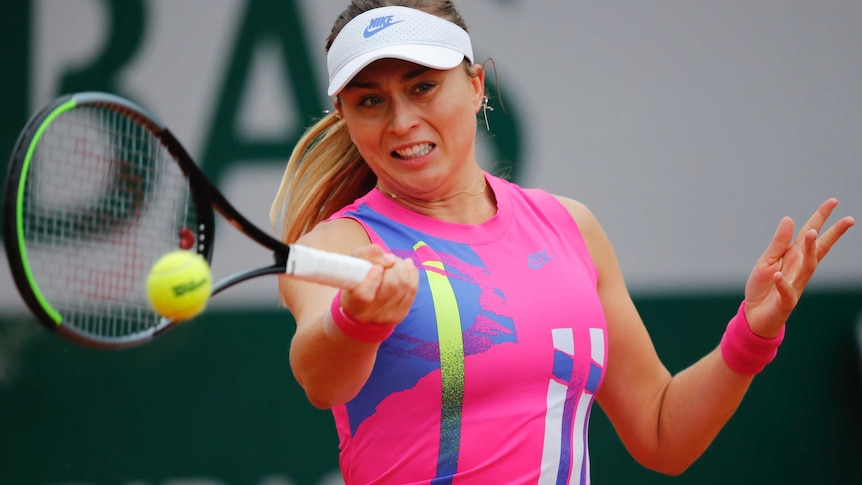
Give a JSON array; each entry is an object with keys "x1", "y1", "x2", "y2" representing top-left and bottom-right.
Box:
[{"x1": 3, "y1": 92, "x2": 372, "y2": 349}]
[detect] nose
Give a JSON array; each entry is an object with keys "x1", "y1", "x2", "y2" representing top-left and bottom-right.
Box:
[{"x1": 387, "y1": 97, "x2": 420, "y2": 135}]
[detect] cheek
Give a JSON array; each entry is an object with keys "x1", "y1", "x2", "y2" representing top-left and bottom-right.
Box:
[
  {"x1": 440, "y1": 102, "x2": 478, "y2": 144},
  {"x1": 345, "y1": 123, "x2": 386, "y2": 165},
  {"x1": 343, "y1": 118, "x2": 370, "y2": 146},
  {"x1": 444, "y1": 85, "x2": 481, "y2": 131}
]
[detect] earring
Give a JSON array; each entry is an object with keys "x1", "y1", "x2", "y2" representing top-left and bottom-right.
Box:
[
  {"x1": 481, "y1": 96, "x2": 494, "y2": 131},
  {"x1": 323, "y1": 109, "x2": 342, "y2": 120}
]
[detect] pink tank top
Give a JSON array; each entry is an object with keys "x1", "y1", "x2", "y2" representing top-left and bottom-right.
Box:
[{"x1": 329, "y1": 174, "x2": 607, "y2": 484}]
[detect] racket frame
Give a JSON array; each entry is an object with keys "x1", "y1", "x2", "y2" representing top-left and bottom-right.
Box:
[
  {"x1": 4, "y1": 92, "x2": 370, "y2": 348},
  {"x1": 3, "y1": 93, "x2": 216, "y2": 347}
]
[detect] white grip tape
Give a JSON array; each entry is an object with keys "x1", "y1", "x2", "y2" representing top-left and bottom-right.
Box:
[{"x1": 285, "y1": 244, "x2": 373, "y2": 289}]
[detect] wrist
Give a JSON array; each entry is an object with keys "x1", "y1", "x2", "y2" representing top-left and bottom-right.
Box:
[
  {"x1": 328, "y1": 290, "x2": 395, "y2": 344},
  {"x1": 720, "y1": 301, "x2": 786, "y2": 375}
]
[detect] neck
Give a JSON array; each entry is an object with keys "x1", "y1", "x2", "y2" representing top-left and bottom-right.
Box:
[{"x1": 376, "y1": 175, "x2": 487, "y2": 205}]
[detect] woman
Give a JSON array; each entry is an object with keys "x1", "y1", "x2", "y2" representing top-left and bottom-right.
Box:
[{"x1": 270, "y1": 1, "x2": 855, "y2": 483}]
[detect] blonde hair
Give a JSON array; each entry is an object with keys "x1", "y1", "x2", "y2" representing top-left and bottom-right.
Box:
[
  {"x1": 270, "y1": 0, "x2": 471, "y2": 243},
  {"x1": 269, "y1": 113, "x2": 375, "y2": 243}
]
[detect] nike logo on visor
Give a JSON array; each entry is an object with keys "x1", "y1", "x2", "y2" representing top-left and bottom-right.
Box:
[{"x1": 364, "y1": 15, "x2": 405, "y2": 37}]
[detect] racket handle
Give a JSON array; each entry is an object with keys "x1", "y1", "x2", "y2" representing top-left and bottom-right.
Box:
[{"x1": 285, "y1": 244, "x2": 374, "y2": 289}]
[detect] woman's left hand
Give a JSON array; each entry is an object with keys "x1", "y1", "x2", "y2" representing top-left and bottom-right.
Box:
[{"x1": 743, "y1": 198, "x2": 854, "y2": 337}]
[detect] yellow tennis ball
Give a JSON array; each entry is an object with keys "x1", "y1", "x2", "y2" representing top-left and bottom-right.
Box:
[{"x1": 146, "y1": 250, "x2": 212, "y2": 321}]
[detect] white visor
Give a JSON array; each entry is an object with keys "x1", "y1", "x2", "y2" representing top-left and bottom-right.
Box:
[{"x1": 327, "y1": 6, "x2": 474, "y2": 96}]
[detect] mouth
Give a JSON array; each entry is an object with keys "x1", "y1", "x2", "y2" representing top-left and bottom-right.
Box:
[{"x1": 392, "y1": 143, "x2": 434, "y2": 160}]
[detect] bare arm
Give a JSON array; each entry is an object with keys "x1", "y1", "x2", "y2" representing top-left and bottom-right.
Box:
[
  {"x1": 557, "y1": 196, "x2": 854, "y2": 475},
  {"x1": 280, "y1": 218, "x2": 418, "y2": 409}
]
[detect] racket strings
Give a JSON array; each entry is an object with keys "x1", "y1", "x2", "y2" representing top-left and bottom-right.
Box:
[{"x1": 22, "y1": 106, "x2": 196, "y2": 341}]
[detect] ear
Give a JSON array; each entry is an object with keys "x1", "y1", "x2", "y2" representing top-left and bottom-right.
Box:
[
  {"x1": 332, "y1": 98, "x2": 354, "y2": 141},
  {"x1": 471, "y1": 64, "x2": 486, "y2": 114}
]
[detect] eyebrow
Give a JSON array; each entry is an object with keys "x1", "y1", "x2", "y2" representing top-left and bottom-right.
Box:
[{"x1": 345, "y1": 66, "x2": 432, "y2": 90}]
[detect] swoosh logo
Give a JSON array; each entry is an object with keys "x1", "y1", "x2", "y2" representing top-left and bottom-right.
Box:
[
  {"x1": 363, "y1": 16, "x2": 405, "y2": 38},
  {"x1": 527, "y1": 250, "x2": 553, "y2": 270}
]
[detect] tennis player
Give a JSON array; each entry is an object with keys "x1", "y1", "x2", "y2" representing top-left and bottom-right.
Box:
[{"x1": 270, "y1": 1, "x2": 855, "y2": 483}]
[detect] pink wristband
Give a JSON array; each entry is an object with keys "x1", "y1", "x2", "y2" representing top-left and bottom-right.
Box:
[
  {"x1": 720, "y1": 301, "x2": 785, "y2": 375},
  {"x1": 329, "y1": 290, "x2": 395, "y2": 343}
]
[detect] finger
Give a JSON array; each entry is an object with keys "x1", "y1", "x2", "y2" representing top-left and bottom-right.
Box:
[
  {"x1": 368, "y1": 259, "x2": 418, "y2": 324},
  {"x1": 381, "y1": 258, "x2": 418, "y2": 300},
  {"x1": 346, "y1": 264, "x2": 384, "y2": 307},
  {"x1": 351, "y1": 244, "x2": 398, "y2": 268},
  {"x1": 351, "y1": 244, "x2": 384, "y2": 259},
  {"x1": 815, "y1": 215, "x2": 856, "y2": 262},
  {"x1": 391, "y1": 264, "x2": 420, "y2": 322},
  {"x1": 795, "y1": 198, "x2": 839, "y2": 244},
  {"x1": 760, "y1": 216, "x2": 795, "y2": 264},
  {"x1": 373, "y1": 263, "x2": 406, "y2": 303},
  {"x1": 393, "y1": 258, "x2": 419, "y2": 293},
  {"x1": 380, "y1": 274, "x2": 417, "y2": 323},
  {"x1": 772, "y1": 271, "x2": 798, "y2": 316},
  {"x1": 791, "y1": 228, "x2": 819, "y2": 292}
]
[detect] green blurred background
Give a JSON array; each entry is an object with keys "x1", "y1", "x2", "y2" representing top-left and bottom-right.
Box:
[{"x1": 2, "y1": 292, "x2": 860, "y2": 484}]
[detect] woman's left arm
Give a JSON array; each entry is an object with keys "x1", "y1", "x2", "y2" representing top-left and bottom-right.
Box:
[{"x1": 559, "y1": 196, "x2": 853, "y2": 475}]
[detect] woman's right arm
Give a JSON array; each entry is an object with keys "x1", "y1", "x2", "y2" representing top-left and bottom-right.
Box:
[{"x1": 279, "y1": 217, "x2": 418, "y2": 409}]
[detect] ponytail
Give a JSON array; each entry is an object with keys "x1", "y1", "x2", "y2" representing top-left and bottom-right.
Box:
[{"x1": 269, "y1": 112, "x2": 375, "y2": 243}]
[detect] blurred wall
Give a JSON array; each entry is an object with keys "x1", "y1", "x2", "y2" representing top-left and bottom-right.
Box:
[{"x1": 1, "y1": 1, "x2": 860, "y2": 484}]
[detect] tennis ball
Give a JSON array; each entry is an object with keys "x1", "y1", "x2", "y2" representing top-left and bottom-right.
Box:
[{"x1": 146, "y1": 250, "x2": 212, "y2": 321}]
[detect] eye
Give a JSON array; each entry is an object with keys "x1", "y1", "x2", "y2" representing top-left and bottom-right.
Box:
[
  {"x1": 413, "y1": 81, "x2": 436, "y2": 95},
  {"x1": 359, "y1": 95, "x2": 385, "y2": 108}
]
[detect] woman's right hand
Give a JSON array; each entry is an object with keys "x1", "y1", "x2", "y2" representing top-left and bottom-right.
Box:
[{"x1": 339, "y1": 244, "x2": 419, "y2": 327}]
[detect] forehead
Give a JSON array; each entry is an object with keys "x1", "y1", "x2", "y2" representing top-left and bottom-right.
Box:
[{"x1": 348, "y1": 59, "x2": 452, "y2": 88}]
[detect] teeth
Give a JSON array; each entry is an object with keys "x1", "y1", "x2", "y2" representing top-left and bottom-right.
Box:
[{"x1": 395, "y1": 143, "x2": 433, "y2": 159}]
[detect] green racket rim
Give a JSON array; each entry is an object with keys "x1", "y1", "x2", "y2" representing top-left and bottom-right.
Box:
[{"x1": 14, "y1": 97, "x2": 78, "y2": 326}]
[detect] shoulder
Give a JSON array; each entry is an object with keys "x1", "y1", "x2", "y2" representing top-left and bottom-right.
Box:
[
  {"x1": 496, "y1": 179, "x2": 607, "y2": 248},
  {"x1": 551, "y1": 195, "x2": 600, "y2": 230},
  {"x1": 497, "y1": 178, "x2": 596, "y2": 225},
  {"x1": 549, "y1": 194, "x2": 616, "y2": 269},
  {"x1": 296, "y1": 216, "x2": 371, "y2": 255}
]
